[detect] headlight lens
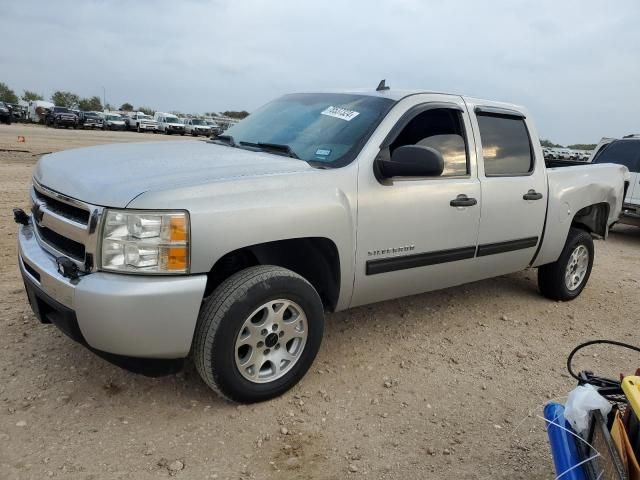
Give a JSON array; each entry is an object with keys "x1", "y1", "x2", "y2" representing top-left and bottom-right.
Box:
[{"x1": 100, "y1": 210, "x2": 189, "y2": 274}]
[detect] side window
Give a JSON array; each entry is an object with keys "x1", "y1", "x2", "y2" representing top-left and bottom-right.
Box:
[
  {"x1": 389, "y1": 108, "x2": 469, "y2": 176},
  {"x1": 476, "y1": 114, "x2": 533, "y2": 176}
]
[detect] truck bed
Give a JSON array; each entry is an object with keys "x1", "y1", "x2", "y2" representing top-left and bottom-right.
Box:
[{"x1": 544, "y1": 159, "x2": 591, "y2": 168}]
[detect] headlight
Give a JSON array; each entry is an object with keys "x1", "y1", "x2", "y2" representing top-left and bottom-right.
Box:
[{"x1": 100, "y1": 210, "x2": 189, "y2": 274}]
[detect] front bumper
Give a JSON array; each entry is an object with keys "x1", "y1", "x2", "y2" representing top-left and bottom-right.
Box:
[
  {"x1": 55, "y1": 117, "x2": 77, "y2": 125},
  {"x1": 18, "y1": 222, "x2": 207, "y2": 359},
  {"x1": 139, "y1": 123, "x2": 158, "y2": 131}
]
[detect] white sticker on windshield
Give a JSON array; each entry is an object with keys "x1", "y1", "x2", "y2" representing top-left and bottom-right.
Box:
[{"x1": 321, "y1": 106, "x2": 360, "y2": 122}]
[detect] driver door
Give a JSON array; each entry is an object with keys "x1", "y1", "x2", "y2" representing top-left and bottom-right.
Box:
[{"x1": 351, "y1": 94, "x2": 481, "y2": 307}]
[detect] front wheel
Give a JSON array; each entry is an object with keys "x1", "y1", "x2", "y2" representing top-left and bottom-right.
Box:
[
  {"x1": 538, "y1": 227, "x2": 594, "y2": 301},
  {"x1": 193, "y1": 266, "x2": 324, "y2": 403}
]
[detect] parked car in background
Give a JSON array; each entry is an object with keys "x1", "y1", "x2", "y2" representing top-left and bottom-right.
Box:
[
  {"x1": 8, "y1": 103, "x2": 27, "y2": 122},
  {"x1": 103, "y1": 113, "x2": 126, "y2": 130},
  {"x1": 46, "y1": 106, "x2": 78, "y2": 128},
  {"x1": 154, "y1": 112, "x2": 185, "y2": 135},
  {"x1": 124, "y1": 112, "x2": 159, "y2": 133},
  {"x1": 27, "y1": 100, "x2": 54, "y2": 124},
  {"x1": 14, "y1": 88, "x2": 628, "y2": 402},
  {"x1": 0, "y1": 102, "x2": 12, "y2": 124},
  {"x1": 184, "y1": 118, "x2": 211, "y2": 136},
  {"x1": 78, "y1": 111, "x2": 104, "y2": 129},
  {"x1": 205, "y1": 120, "x2": 223, "y2": 136},
  {"x1": 591, "y1": 136, "x2": 640, "y2": 227}
]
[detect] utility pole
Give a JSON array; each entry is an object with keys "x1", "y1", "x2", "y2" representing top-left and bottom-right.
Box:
[{"x1": 102, "y1": 86, "x2": 106, "y2": 110}]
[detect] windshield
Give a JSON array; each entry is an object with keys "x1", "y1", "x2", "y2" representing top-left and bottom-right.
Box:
[
  {"x1": 191, "y1": 119, "x2": 205, "y2": 125},
  {"x1": 223, "y1": 93, "x2": 394, "y2": 167},
  {"x1": 166, "y1": 116, "x2": 181, "y2": 123},
  {"x1": 54, "y1": 107, "x2": 70, "y2": 113},
  {"x1": 139, "y1": 114, "x2": 151, "y2": 120},
  {"x1": 106, "y1": 115, "x2": 122, "y2": 121}
]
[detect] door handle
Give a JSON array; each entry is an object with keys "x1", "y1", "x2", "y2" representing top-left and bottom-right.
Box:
[
  {"x1": 523, "y1": 189, "x2": 543, "y2": 201},
  {"x1": 450, "y1": 194, "x2": 477, "y2": 207}
]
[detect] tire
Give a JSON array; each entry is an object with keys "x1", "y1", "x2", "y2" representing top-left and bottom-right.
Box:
[
  {"x1": 193, "y1": 266, "x2": 324, "y2": 403},
  {"x1": 538, "y1": 227, "x2": 594, "y2": 301}
]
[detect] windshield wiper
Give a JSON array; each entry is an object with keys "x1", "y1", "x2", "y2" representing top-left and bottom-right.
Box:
[{"x1": 238, "y1": 141, "x2": 299, "y2": 159}]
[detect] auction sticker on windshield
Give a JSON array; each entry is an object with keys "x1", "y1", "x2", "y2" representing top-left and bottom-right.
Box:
[{"x1": 321, "y1": 106, "x2": 360, "y2": 121}]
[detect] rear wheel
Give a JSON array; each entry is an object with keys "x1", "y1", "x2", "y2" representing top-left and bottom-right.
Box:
[
  {"x1": 538, "y1": 227, "x2": 594, "y2": 301},
  {"x1": 193, "y1": 266, "x2": 324, "y2": 403}
]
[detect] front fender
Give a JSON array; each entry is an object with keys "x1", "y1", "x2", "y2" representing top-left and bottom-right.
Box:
[{"x1": 128, "y1": 166, "x2": 358, "y2": 310}]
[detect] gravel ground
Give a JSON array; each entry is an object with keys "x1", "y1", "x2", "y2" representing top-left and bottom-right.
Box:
[{"x1": 0, "y1": 124, "x2": 639, "y2": 480}]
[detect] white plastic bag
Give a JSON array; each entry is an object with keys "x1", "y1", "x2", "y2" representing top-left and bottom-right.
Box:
[{"x1": 564, "y1": 384, "x2": 612, "y2": 435}]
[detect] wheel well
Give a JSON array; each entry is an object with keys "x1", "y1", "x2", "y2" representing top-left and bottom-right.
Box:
[
  {"x1": 204, "y1": 238, "x2": 341, "y2": 312},
  {"x1": 571, "y1": 202, "x2": 610, "y2": 237}
]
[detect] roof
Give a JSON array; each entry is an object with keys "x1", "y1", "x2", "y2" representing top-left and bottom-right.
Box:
[
  {"x1": 293, "y1": 88, "x2": 525, "y2": 113},
  {"x1": 300, "y1": 88, "x2": 440, "y2": 101}
]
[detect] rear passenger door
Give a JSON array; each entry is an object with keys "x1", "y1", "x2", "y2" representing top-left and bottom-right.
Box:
[{"x1": 467, "y1": 103, "x2": 548, "y2": 276}]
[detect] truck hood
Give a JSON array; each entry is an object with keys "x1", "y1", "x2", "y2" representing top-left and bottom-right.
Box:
[{"x1": 34, "y1": 141, "x2": 313, "y2": 207}]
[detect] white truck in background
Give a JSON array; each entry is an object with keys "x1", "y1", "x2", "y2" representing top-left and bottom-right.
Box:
[
  {"x1": 154, "y1": 112, "x2": 185, "y2": 135},
  {"x1": 591, "y1": 135, "x2": 640, "y2": 226},
  {"x1": 27, "y1": 100, "x2": 55, "y2": 124},
  {"x1": 124, "y1": 112, "x2": 159, "y2": 133}
]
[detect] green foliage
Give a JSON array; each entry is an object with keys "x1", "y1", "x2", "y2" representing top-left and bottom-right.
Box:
[
  {"x1": 137, "y1": 106, "x2": 155, "y2": 116},
  {"x1": 22, "y1": 90, "x2": 44, "y2": 102},
  {"x1": 221, "y1": 110, "x2": 249, "y2": 119},
  {"x1": 51, "y1": 90, "x2": 80, "y2": 108},
  {"x1": 0, "y1": 82, "x2": 19, "y2": 103},
  {"x1": 78, "y1": 96, "x2": 103, "y2": 112},
  {"x1": 119, "y1": 102, "x2": 133, "y2": 111},
  {"x1": 567, "y1": 144, "x2": 596, "y2": 150},
  {"x1": 540, "y1": 138, "x2": 563, "y2": 148}
]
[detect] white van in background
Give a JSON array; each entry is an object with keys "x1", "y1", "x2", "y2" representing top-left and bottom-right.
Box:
[
  {"x1": 154, "y1": 112, "x2": 185, "y2": 135},
  {"x1": 27, "y1": 100, "x2": 55, "y2": 123}
]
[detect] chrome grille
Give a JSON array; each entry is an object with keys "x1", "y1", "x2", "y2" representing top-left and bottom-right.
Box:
[{"x1": 30, "y1": 179, "x2": 103, "y2": 272}]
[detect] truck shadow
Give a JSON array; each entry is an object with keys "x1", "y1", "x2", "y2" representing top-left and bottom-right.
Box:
[
  {"x1": 34, "y1": 269, "x2": 541, "y2": 409},
  {"x1": 609, "y1": 224, "x2": 640, "y2": 245}
]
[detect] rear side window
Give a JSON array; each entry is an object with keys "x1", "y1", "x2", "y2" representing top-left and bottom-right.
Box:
[
  {"x1": 477, "y1": 114, "x2": 533, "y2": 176},
  {"x1": 592, "y1": 140, "x2": 640, "y2": 173}
]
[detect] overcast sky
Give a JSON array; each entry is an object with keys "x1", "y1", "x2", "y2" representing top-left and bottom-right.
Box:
[{"x1": 1, "y1": 0, "x2": 638, "y2": 144}]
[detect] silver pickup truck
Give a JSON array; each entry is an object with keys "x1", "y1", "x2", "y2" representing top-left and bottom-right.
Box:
[{"x1": 15, "y1": 88, "x2": 629, "y2": 402}]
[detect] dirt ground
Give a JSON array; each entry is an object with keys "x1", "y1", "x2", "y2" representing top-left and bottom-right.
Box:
[{"x1": 0, "y1": 124, "x2": 639, "y2": 480}]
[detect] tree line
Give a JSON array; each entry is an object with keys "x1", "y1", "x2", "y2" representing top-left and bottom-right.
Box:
[
  {"x1": 541, "y1": 139, "x2": 597, "y2": 150},
  {"x1": 0, "y1": 81, "x2": 249, "y2": 119}
]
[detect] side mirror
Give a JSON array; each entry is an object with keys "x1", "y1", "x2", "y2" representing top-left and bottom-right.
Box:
[{"x1": 378, "y1": 145, "x2": 444, "y2": 178}]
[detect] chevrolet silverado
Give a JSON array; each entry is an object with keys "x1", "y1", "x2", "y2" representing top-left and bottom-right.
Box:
[{"x1": 15, "y1": 87, "x2": 629, "y2": 402}]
